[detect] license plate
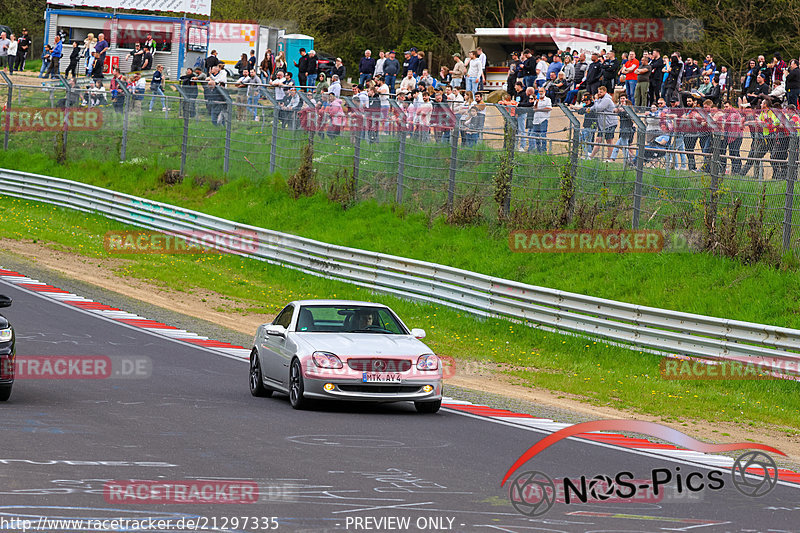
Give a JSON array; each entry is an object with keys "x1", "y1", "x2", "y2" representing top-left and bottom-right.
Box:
[{"x1": 362, "y1": 372, "x2": 401, "y2": 383}]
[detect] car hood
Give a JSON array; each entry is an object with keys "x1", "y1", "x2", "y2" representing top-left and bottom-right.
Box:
[
  {"x1": 0, "y1": 315, "x2": 8, "y2": 330},
  {"x1": 294, "y1": 333, "x2": 431, "y2": 357}
]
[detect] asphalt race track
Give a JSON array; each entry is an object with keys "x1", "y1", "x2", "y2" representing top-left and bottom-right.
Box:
[{"x1": 1, "y1": 270, "x2": 799, "y2": 533}]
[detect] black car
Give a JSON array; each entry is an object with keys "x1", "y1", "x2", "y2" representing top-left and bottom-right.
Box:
[
  {"x1": 0, "y1": 294, "x2": 14, "y2": 401},
  {"x1": 315, "y1": 51, "x2": 336, "y2": 79}
]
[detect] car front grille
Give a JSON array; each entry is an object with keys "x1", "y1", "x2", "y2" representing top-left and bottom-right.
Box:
[
  {"x1": 347, "y1": 358, "x2": 412, "y2": 372},
  {"x1": 338, "y1": 385, "x2": 421, "y2": 394}
]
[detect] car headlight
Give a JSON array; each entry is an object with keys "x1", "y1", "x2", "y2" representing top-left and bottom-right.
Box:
[
  {"x1": 416, "y1": 354, "x2": 438, "y2": 371},
  {"x1": 0, "y1": 328, "x2": 11, "y2": 342},
  {"x1": 312, "y1": 351, "x2": 343, "y2": 369}
]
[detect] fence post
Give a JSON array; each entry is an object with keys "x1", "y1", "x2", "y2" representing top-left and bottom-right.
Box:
[
  {"x1": 707, "y1": 132, "x2": 725, "y2": 232},
  {"x1": 448, "y1": 122, "x2": 459, "y2": 210},
  {"x1": 624, "y1": 106, "x2": 647, "y2": 230},
  {"x1": 396, "y1": 127, "x2": 406, "y2": 203},
  {"x1": 0, "y1": 72, "x2": 11, "y2": 151},
  {"x1": 782, "y1": 135, "x2": 800, "y2": 251},
  {"x1": 117, "y1": 82, "x2": 133, "y2": 162},
  {"x1": 353, "y1": 124, "x2": 361, "y2": 195},
  {"x1": 218, "y1": 87, "x2": 233, "y2": 174},
  {"x1": 175, "y1": 85, "x2": 191, "y2": 177},
  {"x1": 559, "y1": 103, "x2": 581, "y2": 187},
  {"x1": 496, "y1": 105, "x2": 517, "y2": 218},
  {"x1": 261, "y1": 89, "x2": 279, "y2": 174},
  {"x1": 57, "y1": 75, "x2": 71, "y2": 162}
]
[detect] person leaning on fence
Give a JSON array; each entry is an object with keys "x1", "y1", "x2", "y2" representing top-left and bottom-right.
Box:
[
  {"x1": 179, "y1": 67, "x2": 198, "y2": 118},
  {"x1": 716, "y1": 101, "x2": 744, "y2": 175},
  {"x1": 608, "y1": 94, "x2": 635, "y2": 164},
  {"x1": 234, "y1": 68, "x2": 250, "y2": 119},
  {"x1": 205, "y1": 78, "x2": 227, "y2": 126},
  {"x1": 588, "y1": 86, "x2": 617, "y2": 160},
  {"x1": 110, "y1": 68, "x2": 126, "y2": 114}
]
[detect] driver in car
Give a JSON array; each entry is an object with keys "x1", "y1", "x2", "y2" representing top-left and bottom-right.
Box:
[{"x1": 354, "y1": 311, "x2": 375, "y2": 330}]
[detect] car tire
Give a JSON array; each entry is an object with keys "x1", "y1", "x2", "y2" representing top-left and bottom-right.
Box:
[
  {"x1": 414, "y1": 399, "x2": 441, "y2": 414},
  {"x1": 0, "y1": 384, "x2": 12, "y2": 402},
  {"x1": 249, "y1": 349, "x2": 272, "y2": 398},
  {"x1": 289, "y1": 358, "x2": 308, "y2": 410}
]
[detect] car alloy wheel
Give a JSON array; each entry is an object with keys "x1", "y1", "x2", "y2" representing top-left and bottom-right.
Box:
[
  {"x1": 289, "y1": 359, "x2": 307, "y2": 410},
  {"x1": 249, "y1": 349, "x2": 272, "y2": 398}
]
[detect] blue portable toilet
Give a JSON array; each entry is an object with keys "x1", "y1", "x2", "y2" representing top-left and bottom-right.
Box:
[{"x1": 278, "y1": 34, "x2": 314, "y2": 82}]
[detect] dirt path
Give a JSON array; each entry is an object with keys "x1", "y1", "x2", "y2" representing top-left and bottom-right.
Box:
[{"x1": 2, "y1": 236, "x2": 799, "y2": 461}]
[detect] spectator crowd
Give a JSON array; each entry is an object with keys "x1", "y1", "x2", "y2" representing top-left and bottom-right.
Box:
[{"x1": 8, "y1": 23, "x2": 800, "y2": 177}]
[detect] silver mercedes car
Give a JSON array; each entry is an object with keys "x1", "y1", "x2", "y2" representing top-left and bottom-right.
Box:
[{"x1": 249, "y1": 300, "x2": 443, "y2": 413}]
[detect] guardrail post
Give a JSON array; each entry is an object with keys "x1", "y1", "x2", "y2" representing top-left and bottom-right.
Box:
[
  {"x1": 448, "y1": 123, "x2": 459, "y2": 210},
  {"x1": 0, "y1": 72, "x2": 11, "y2": 151},
  {"x1": 782, "y1": 134, "x2": 800, "y2": 251},
  {"x1": 118, "y1": 82, "x2": 133, "y2": 162},
  {"x1": 175, "y1": 86, "x2": 191, "y2": 177},
  {"x1": 624, "y1": 106, "x2": 647, "y2": 229},
  {"x1": 396, "y1": 127, "x2": 406, "y2": 203}
]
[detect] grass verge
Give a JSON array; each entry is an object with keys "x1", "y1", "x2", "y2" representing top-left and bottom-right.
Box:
[
  {"x1": 0, "y1": 148, "x2": 798, "y2": 329},
  {"x1": 1, "y1": 194, "x2": 799, "y2": 433}
]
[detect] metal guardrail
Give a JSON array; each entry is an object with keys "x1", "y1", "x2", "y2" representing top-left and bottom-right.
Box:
[{"x1": 2, "y1": 167, "x2": 800, "y2": 376}]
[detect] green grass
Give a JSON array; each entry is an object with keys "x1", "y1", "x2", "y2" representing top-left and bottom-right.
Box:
[
  {"x1": 1, "y1": 194, "x2": 800, "y2": 432},
  {"x1": 0, "y1": 147, "x2": 798, "y2": 330}
]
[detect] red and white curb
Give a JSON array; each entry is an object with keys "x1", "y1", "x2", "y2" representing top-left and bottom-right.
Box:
[
  {"x1": 0, "y1": 267, "x2": 252, "y2": 361},
  {"x1": 442, "y1": 401, "x2": 800, "y2": 485},
  {"x1": 2, "y1": 266, "x2": 800, "y2": 486}
]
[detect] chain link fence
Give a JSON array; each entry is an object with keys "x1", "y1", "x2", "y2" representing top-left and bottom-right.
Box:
[{"x1": 1, "y1": 74, "x2": 799, "y2": 252}]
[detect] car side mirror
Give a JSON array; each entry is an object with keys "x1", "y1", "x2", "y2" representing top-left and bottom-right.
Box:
[
  {"x1": 411, "y1": 328, "x2": 426, "y2": 339},
  {"x1": 0, "y1": 295, "x2": 11, "y2": 308},
  {"x1": 266, "y1": 324, "x2": 286, "y2": 338}
]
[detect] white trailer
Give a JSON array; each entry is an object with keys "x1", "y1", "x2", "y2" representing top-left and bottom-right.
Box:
[{"x1": 193, "y1": 22, "x2": 284, "y2": 69}]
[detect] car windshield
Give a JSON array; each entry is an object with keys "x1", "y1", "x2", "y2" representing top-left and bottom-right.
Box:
[{"x1": 296, "y1": 305, "x2": 407, "y2": 334}]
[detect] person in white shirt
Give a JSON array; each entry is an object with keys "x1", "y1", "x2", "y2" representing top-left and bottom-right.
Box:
[
  {"x1": 418, "y1": 68, "x2": 435, "y2": 88},
  {"x1": 210, "y1": 64, "x2": 227, "y2": 86},
  {"x1": 476, "y1": 46, "x2": 487, "y2": 90},
  {"x1": 536, "y1": 56, "x2": 548, "y2": 87},
  {"x1": 328, "y1": 74, "x2": 341, "y2": 97},
  {"x1": 465, "y1": 50, "x2": 483, "y2": 93},
  {"x1": 374, "y1": 50, "x2": 386, "y2": 77},
  {"x1": 271, "y1": 71, "x2": 288, "y2": 101},
  {"x1": 416, "y1": 91, "x2": 433, "y2": 141},
  {"x1": 399, "y1": 70, "x2": 416, "y2": 92},
  {"x1": 530, "y1": 86, "x2": 552, "y2": 152}
]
